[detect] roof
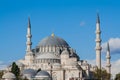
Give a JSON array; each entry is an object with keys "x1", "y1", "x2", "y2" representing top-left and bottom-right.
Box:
[
  {"x1": 36, "y1": 52, "x2": 60, "y2": 59},
  {"x1": 70, "y1": 53, "x2": 77, "y2": 57},
  {"x1": 38, "y1": 35, "x2": 69, "y2": 47},
  {"x1": 35, "y1": 70, "x2": 50, "y2": 78},
  {"x1": 2, "y1": 72, "x2": 16, "y2": 79},
  {"x1": 22, "y1": 69, "x2": 36, "y2": 77}
]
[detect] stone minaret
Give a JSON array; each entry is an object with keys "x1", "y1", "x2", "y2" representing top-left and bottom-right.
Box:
[
  {"x1": 106, "y1": 42, "x2": 111, "y2": 74},
  {"x1": 25, "y1": 17, "x2": 34, "y2": 66},
  {"x1": 95, "y1": 13, "x2": 102, "y2": 69},
  {"x1": 26, "y1": 17, "x2": 32, "y2": 53}
]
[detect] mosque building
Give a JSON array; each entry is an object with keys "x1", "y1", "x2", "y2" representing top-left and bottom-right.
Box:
[{"x1": 2, "y1": 14, "x2": 111, "y2": 80}]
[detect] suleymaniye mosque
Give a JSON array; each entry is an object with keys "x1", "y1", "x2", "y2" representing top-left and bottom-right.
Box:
[{"x1": 2, "y1": 14, "x2": 111, "y2": 80}]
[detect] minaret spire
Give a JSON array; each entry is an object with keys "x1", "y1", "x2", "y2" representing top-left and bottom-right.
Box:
[
  {"x1": 106, "y1": 42, "x2": 111, "y2": 74},
  {"x1": 28, "y1": 17, "x2": 31, "y2": 28},
  {"x1": 26, "y1": 17, "x2": 32, "y2": 52},
  {"x1": 96, "y1": 13, "x2": 100, "y2": 23},
  {"x1": 95, "y1": 13, "x2": 102, "y2": 69}
]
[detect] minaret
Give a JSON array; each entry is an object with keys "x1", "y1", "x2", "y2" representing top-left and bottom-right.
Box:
[
  {"x1": 26, "y1": 17, "x2": 32, "y2": 53},
  {"x1": 106, "y1": 42, "x2": 111, "y2": 74},
  {"x1": 95, "y1": 13, "x2": 102, "y2": 69},
  {"x1": 25, "y1": 17, "x2": 34, "y2": 66}
]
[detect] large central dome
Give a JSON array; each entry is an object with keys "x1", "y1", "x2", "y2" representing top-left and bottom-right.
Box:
[{"x1": 38, "y1": 34, "x2": 69, "y2": 47}]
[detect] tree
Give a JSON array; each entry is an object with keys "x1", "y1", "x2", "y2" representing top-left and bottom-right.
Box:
[
  {"x1": 0, "y1": 70, "x2": 4, "y2": 79},
  {"x1": 115, "y1": 73, "x2": 120, "y2": 80},
  {"x1": 37, "y1": 68, "x2": 41, "y2": 73},
  {"x1": 11, "y1": 62, "x2": 20, "y2": 79},
  {"x1": 93, "y1": 67, "x2": 111, "y2": 80}
]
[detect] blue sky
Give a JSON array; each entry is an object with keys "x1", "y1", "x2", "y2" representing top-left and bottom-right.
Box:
[{"x1": 0, "y1": 0, "x2": 120, "y2": 66}]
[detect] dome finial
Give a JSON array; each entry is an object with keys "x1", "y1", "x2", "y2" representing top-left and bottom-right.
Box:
[{"x1": 51, "y1": 33, "x2": 55, "y2": 37}]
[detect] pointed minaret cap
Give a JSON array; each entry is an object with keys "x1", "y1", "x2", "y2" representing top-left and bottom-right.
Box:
[
  {"x1": 107, "y1": 42, "x2": 110, "y2": 51},
  {"x1": 96, "y1": 13, "x2": 100, "y2": 23},
  {"x1": 28, "y1": 17, "x2": 31, "y2": 28}
]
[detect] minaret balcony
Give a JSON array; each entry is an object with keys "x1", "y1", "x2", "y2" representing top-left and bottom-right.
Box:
[
  {"x1": 95, "y1": 47, "x2": 102, "y2": 50},
  {"x1": 96, "y1": 31, "x2": 101, "y2": 34},
  {"x1": 95, "y1": 39, "x2": 101, "y2": 42},
  {"x1": 26, "y1": 35, "x2": 32, "y2": 38},
  {"x1": 106, "y1": 56, "x2": 111, "y2": 59},
  {"x1": 26, "y1": 42, "x2": 32, "y2": 45},
  {"x1": 106, "y1": 64, "x2": 111, "y2": 67}
]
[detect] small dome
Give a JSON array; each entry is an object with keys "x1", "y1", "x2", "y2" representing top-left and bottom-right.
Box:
[
  {"x1": 35, "y1": 70, "x2": 50, "y2": 78},
  {"x1": 22, "y1": 69, "x2": 36, "y2": 78},
  {"x1": 2, "y1": 72, "x2": 16, "y2": 79},
  {"x1": 36, "y1": 52, "x2": 60, "y2": 59},
  {"x1": 38, "y1": 34, "x2": 69, "y2": 47},
  {"x1": 61, "y1": 48, "x2": 69, "y2": 55}
]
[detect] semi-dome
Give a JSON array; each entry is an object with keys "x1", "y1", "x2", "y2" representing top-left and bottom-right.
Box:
[
  {"x1": 36, "y1": 52, "x2": 60, "y2": 63},
  {"x1": 35, "y1": 70, "x2": 50, "y2": 78},
  {"x1": 38, "y1": 34, "x2": 69, "y2": 47},
  {"x1": 2, "y1": 72, "x2": 16, "y2": 79}
]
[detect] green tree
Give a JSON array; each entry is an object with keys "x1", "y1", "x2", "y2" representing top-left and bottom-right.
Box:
[
  {"x1": 101, "y1": 69, "x2": 111, "y2": 80},
  {"x1": 11, "y1": 62, "x2": 20, "y2": 79},
  {"x1": 93, "y1": 68, "x2": 101, "y2": 79},
  {"x1": 93, "y1": 68, "x2": 111, "y2": 80},
  {"x1": 37, "y1": 68, "x2": 41, "y2": 73},
  {"x1": 115, "y1": 73, "x2": 120, "y2": 80},
  {"x1": 0, "y1": 70, "x2": 4, "y2": 79}
]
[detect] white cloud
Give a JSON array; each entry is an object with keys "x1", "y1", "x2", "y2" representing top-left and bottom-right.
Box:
[
  {"x1": 87, "y1": 59, "x2": 106, "y2": 68},
  {"x1": 111, "y1": 59, "x2": 120, "y2": 78},
  {"x1": 0, "y1": 65, "x2": 7, "y2": 70},
  {"x1": 0, "y1": 61, "x2": 4, "y2": 64},
  {"x1": 80, "y1": 21, "x2": 85, "y2": 26},
  {"x1": 102, "y1": 38, "x2": 120, "y2": 54},
  {"x1": 87, "y1": 59, "x2": 120, "y2": 78},
  {"x1": 0, "y1": 61, "x2": 10, "y2": 70}
]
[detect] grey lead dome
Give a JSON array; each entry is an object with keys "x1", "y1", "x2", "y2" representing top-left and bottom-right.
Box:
[
  {"x1": 22, "y1": 69, "x2": 36, "y2": 76},
  {"x1": 2, "y1": 72, "x2": 16, "y2": 79},
  {"x1": 38, "y1": 34, "x2": 69, "y2": 47},
  {"x1": 35, "y1": 70, "x2": 50, "y2": 78}
]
